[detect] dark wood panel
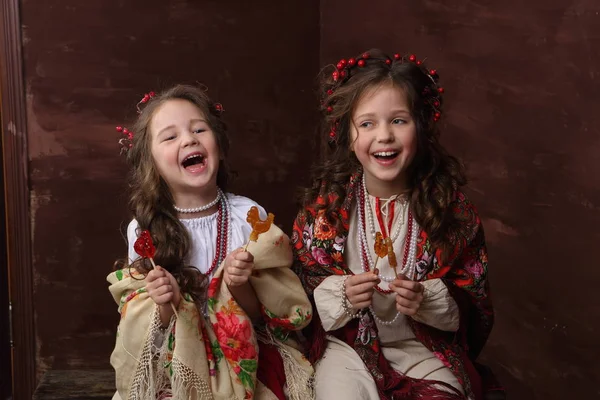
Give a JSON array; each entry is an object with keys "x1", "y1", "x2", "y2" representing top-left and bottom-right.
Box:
[{"x1": 0, "y1": 0, "x2": 35, "y2": 398}]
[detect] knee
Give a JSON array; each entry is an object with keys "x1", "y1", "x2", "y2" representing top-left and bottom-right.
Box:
[{"x1": 314, "y1": 362, "x2": 376, "y2": 399}]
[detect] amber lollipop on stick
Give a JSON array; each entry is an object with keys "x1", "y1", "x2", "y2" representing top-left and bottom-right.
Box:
[
  {"x1": 373, "y1": 232, "x2": 388, "y2": 276},
  {"x1": 243, "y1": 206, "x2": 275, "y2": 251},
  {"x1": 134, "y1": 230, "x2": 178, "y2": 317},
  {"x1": 384, "y1": 237, "x2": 398, "y2": 277}
]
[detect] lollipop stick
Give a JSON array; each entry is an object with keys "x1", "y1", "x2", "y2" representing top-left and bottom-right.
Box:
[
  {"x1": 149, "y1": 257, "x2": 178, "y2": 318},
  {"x1": 373, "y1": 256, "x2": 379, "y2": 275}
]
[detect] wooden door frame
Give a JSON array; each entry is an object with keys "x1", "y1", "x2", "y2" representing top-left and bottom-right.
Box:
[
  {"x1": 0, "y1": 135, "x2": 10, "y2": 399},
  {"x1": 0, "y1": 0, "x2": 36, "y2": 398}
]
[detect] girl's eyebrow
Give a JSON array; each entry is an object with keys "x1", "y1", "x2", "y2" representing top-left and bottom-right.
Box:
[{"x1": 355, "y1": 109, "x2": 410, "y2": 120}]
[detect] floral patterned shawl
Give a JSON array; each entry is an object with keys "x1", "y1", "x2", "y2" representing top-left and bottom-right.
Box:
[
  {"x1": 109, "y1": 223, "x2": 314, "y2": 400},
  {"x1": 292, "y1": 172, "x2": 504, "y2": 400}
]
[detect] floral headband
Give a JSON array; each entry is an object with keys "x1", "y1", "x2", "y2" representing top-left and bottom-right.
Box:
[
  {"x1": 323, "y1": 52, "x2": 443, "y2": 143},
  {"x1": 114, "y1": 90, "x2": 224, "y2": 155}
]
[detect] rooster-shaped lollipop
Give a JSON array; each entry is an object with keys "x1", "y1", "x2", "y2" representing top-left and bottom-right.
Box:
[
  {"x1": 244, "y1": 206, "x2": 275, "y2": 251},
  {"x1": 373, "y1": 232, "x2": 398, "y2": 277}
]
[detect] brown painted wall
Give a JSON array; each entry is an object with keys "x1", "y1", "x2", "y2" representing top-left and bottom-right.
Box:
[
  {"x1": 21, "y1": 0, "x2": 319, "y2": 380},
  {"x1": 320, "y1": 1, "x2": 600, "y2": 399},
  {"x1": 18, "y1": 0, "x2": 599, "y2": 398}
]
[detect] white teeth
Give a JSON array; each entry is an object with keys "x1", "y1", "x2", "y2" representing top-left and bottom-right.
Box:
[
  {"x1": 183, "y1": 154, "x2": 203, "y2": 162},
  {"x1": 373, "y1": 151, "x2": 397, "y2": 157}
]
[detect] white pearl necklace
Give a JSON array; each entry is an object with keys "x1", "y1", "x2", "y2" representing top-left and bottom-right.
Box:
[
  {"x1": 174, "y1": 189, "x2": 222, "y2": 213},
  {"x1": 356, "y1": 177, "x2": 419, "y2": 326},
  {"x1": 362, "y1": 173, "x2": 408, "y2": 243},
  {"x1": 361, "y1": 174, "x2": 410, "y2": 283}
]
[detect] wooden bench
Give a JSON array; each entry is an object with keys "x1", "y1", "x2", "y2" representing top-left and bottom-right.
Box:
[{"x1": 33, "y1": 370, "x2": 114, "y2": 400}]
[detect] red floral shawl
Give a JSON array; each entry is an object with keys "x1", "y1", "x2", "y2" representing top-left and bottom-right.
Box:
[{"x1": 291, "y1": 172, "x2": 504, "y2": 400}]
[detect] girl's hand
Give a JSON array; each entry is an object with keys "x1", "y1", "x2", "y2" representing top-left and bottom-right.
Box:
[
  {"x1": 223, "y1": 248, "x2": 255, "y2": 287},
  {"x1": 389, "y1": 274, "x2": 424, "y2": 316},
  {"x1": 145, "y1": 265, "x2": 181, "y2": 307},
  {"x1": 344, "y1": 272, "x2": 380, "y2": 311}
]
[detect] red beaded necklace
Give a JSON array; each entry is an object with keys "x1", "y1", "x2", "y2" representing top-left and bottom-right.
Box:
[{"x1": 358, "y1": 183, "x2": 413, "y2": 294}]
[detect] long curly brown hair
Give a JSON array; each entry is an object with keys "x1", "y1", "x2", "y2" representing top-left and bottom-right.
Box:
[
  {"x1": 116, "y1": 84, "x2": 231, "y2": 302},
  {"x1": 301, "y1": 49, "x2": 466, "y2": 262}
]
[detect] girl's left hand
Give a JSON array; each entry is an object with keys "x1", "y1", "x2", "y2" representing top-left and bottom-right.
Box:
[
  {"x1": 223, "y1": 248, "x2": 255, "y2": 287},
  {"x1": 389, "y1": 274, "x2": 425, "y2": 316}
]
